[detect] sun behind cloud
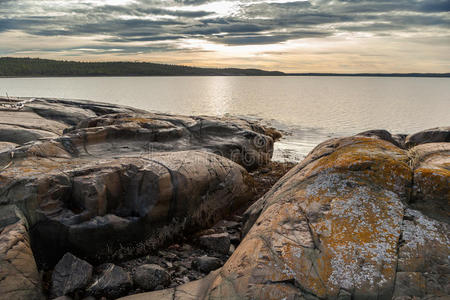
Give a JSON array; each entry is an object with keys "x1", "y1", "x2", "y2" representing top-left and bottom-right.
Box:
[{"x1": 0, "y1": 0, "x2": 449, "y2": 72}]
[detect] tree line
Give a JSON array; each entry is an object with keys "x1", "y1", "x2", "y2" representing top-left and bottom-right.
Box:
[{"x1": 0, "y1": 57, "x2": 285, "y2": 77}]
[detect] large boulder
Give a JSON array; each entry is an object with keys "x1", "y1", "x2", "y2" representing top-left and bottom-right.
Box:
[
  {"x1": 405, "y1": 126, "x2": 450, "y2": 147},
  {"x1": 121, "y1": 133, "x2": 449, "y2": 300},
  {"x1": 0, "y1": 98, "x2": 276, "y2": 265}
]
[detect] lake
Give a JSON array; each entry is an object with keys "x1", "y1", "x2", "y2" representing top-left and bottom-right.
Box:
[{"x1": 1, "y1": 76, "x2": 449, "y2": 161}]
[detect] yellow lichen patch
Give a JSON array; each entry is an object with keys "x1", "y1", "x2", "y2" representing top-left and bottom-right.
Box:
[
  {"x1": 414, "y1": 166, "x2": 450, "y2": 197},
  {"x1": 212, "y1": 136, "x2": 409, "y2": 299}
]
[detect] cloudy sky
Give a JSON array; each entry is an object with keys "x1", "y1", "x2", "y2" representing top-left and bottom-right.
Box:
[{"x1": 1, "y1": 0, "x2": 449, "y2": 72}]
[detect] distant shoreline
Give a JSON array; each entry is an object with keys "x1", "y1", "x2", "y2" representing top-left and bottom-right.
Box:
[
  {"x1": 1, "y1": 57, "x2": 448, "y2": 78},
  {"x1": 1, "y1": 74, "x2": 449, "y2": 78}
]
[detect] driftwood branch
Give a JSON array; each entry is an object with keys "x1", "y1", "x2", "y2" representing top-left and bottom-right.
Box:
[{"x1": 0, "y1": 97, "x2": 36, "y2": 110}]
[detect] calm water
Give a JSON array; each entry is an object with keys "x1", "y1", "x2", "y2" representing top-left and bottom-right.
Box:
[{"x1": 1, "y1": 76, "x2": 449, "y2": 161}]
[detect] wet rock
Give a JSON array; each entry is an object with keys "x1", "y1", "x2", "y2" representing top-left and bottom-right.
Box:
[
  {"x1": 0, "y1": 207, "x2": 43, "y2": 300},
  {"x1": 199, "y1": 232, "x2": 230, "y2": 254},
  {"x1": 405, "y1": 126, "x2": 450, "y2": 147},
  {"x1": 51, "y1": 253, "x2": 93, "y2": 297},
  {"x1": 192, "y1": 256, "x2": 222, "y2": 273},
  {"x1": 133, "y1": 264, "x2": 170, "y2": 291},
  {"x1": 87, "y1": 264, "x2": 132, "y2": 298}
]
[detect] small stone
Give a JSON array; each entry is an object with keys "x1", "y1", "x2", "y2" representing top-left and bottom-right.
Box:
[
  {"x1": 177, "y1": 265, "x2": 188, "y2": 275},
  {"x1": 158, "y1": 250, "x2": 178, "y2": 260},
  {"x1": 87, "y1": 263, "x2": 132, "y2": 298},
  {"x1": 199, "y1": 232, "x2": 230, "y2": 254},
  {"x1": 192, "y1": 256, "x2": 223, "y2": 273},
  {"x1": 133, "y1": 264, "x2": 170, "y2": 291},
  {"x1": 181, "y1": 244, "x2": 193, "y2": 251},
  {"x1": 51, "y1": 253, "x2": 93, "y2": 297}
]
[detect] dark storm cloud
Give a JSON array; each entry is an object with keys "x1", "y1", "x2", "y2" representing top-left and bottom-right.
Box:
[{"x1": 0, "y1": 0, "x2": 449, "y2": 55}]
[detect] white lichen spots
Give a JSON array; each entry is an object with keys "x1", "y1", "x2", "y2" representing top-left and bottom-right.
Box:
[
  {"x1": 323, "y1": 180, "x2": 404, "y2": 291},
  {"x1": 305, "y1": 171, "x2": 349, "y2": 198},
  {"x1": 401, "y1": 209, "x2": 449, "y2": 250}
]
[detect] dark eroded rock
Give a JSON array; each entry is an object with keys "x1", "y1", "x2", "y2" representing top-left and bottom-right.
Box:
[
  {"x1": 199, "y1": 232, "x2": 231, "y2": 254},
  {"x1": 356, "y1": 129, "x2": 403, "y2": 148},
  {"x1": 51, "y1": 253, "x2": 93, "y2": 297},
  {"x1": 133, "y1": 264, "x2": 170, "y2": 291},
  {"x1": 405, "y1": 126, "x2": 450, "y2": 147},
  {"x1": 192, "y1": 256, "x2": 222, "y2": 273},
  {"x1": 87, "y1": 263, "x2": 132, "y2": 298}
]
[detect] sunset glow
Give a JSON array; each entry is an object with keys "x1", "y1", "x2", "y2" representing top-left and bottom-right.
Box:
[{"x1": 1, "y1": 0, "x2": 449, "y2": 72}]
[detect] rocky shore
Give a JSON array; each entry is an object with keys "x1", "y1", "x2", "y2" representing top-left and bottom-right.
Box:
[{"x1": 0, "y1": 97, "x2": 448, "y2": 300}]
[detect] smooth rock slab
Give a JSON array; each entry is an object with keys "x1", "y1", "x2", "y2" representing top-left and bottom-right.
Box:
[
  {"x1": 0, "y1": 98, "x2": 275, "y2": 263},
  {"x1": 405, "y1": 126, "x2": 450, "y2": 147},
  {"x1": 51, "y1": 253, "x2": 93, "y2": 297}
]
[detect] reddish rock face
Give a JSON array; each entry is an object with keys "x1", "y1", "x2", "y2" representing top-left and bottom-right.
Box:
[
  {"x1": 123, "y1": 132, "x2": 449, "y2": 300},
  {"x1": 0, "y1": 208, "x2": 43, "y2": 300},
  {"x1": 0, "y1": 98, "x2": 278, "y2": 298}
]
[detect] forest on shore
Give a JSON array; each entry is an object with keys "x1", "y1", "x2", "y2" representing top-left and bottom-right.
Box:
[
  {"x1": 1, "y1": 57, "x2": 448, "y2": 77},
  {"x1": 0, "y1": 57, "x2": 285, "y2": 77}
]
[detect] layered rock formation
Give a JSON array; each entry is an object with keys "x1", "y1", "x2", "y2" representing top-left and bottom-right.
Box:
[
  {"x1": 0, "y1": 97, "x2": 277, "y2": 299},
  {"x1": 1, "y1": 97, "x2": 448, "y2": 299},
  {"x1": 124, "y1": 128, "x2": 449, "y2": 300}
]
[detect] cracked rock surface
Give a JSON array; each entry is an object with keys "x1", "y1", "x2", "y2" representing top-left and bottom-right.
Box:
[
  {"x1": 0, "y1": 97, "x2": 278, "y2": 298},
  {"x1": 122, "y1": 129, "x2": 449, "y2": 300}
]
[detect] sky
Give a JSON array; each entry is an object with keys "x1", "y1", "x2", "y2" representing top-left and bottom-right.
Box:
[{"x1": 0, "y1": 0, "x2": 449, "y2": 73}]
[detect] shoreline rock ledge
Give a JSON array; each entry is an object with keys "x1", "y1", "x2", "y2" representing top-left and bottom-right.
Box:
[
  {"x1": 121, "y1": 128, "x2": 449, "y2": 300},
  {"x1": 0, "y1": 97, "x2": 448, "y2": 300},
  {"x1": 0, "y1": 97, "x2": 278, "y2": 299}
]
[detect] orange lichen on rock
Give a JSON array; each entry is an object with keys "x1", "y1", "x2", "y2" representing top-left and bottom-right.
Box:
[
  {"x1": 411, "y1": 143, "x2": 450, "y2": 223},
  {"x1": 204, "y1": 137, "x2": 411, "y2": 299}
]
